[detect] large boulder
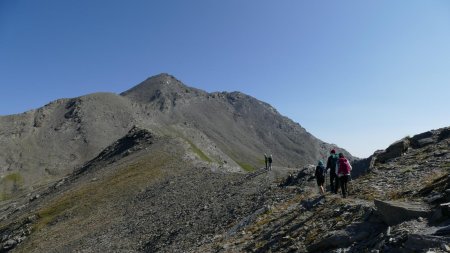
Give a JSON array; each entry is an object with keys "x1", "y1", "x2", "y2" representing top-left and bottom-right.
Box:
[
  {"x1": 376, "y1": 138, "x2": 410, "y2": 163},
  {"x1": 374, "y1": 199, "x2": 432, "y2": 225},
  {"x1": 410, "y1": 131, "x2": 434, "y2": 148},
  {"x1": 404, "y1": 234, "x2": 450, "y2": 251},
  {"x1": 439, "y1": 127, "x2": 450, "y2": 141}
]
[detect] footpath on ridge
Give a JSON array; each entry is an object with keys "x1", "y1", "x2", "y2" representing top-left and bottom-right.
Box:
[{"x1": 199, "y1": 127, "x2": 450, "y2": 252}]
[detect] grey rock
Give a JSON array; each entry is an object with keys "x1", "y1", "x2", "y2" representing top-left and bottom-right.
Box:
[
  {"x1": 434, "y1": 225, "x2": 450, "y2": 236},
  {"x1": 416, "y1": 138, "x2": 436, "y2": 148},
  {"x1": 405, "y1": 234, "x2": 450, "y2": 251},
  {"x1": 3, "y1": 239, "x2": 17, "y2": 250},
  {"x1": 376, "y1": 138, "x2": 410, "y2": 164},
  {"x1": 307, "y1": 230, "x2": 351, "y2": 252},
  {"x1": 439, "y1": 128, "x2": 450, "y2": 141},
  {"x1": 411, "y1": 131, "x2": 434, "y2": 148},
  {"x1": 226, "y1": 206, "x2": 268, "y2": 236},
  {"x1": 28, "y1": 194, "x2": 40, "y2": 202},
  {"x1": 374, "y1": 199, "x2": 432, "y2": 225},
  {"x1": 425, "y1": 193, "x2": 444, "y2": 203}
]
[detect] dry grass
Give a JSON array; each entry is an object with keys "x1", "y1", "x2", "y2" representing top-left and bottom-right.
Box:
[
  {"x1": 34, "y1": 155, "x2": 167, "y2": 231},
  {"x1": 14, "y1": 150, "x2": 173, "y2": 253}
]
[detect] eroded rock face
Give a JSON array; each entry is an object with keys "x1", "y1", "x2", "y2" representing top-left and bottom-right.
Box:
[
  {"x1": 371, "y1": 127, "x2": 450, "y2": 166},
  {"x1": 376, "y1": 138, "x2": 410, "y2": 163},
  {"x1": 374, "y1": 199, "x2": 432, "y2": 225}
]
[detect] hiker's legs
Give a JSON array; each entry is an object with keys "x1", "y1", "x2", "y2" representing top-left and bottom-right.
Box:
[
  {"x1": 265, "y1": 161, "x2": 267, "y2": 169},
  {"x1": 317, "y1": 177, "x2": 325, "y2": 195},
  {"x1": 340, "y1": 176, "x2": 348, "y2": 197},
  {"x1": 334, "y1": 176, "x2": 340, "y2": 194},
  {"x1": 329, "y1": 173, "x2": 335, "y2": 192}
]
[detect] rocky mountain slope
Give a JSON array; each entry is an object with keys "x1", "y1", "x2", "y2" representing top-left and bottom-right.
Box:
[
  {"x1": 0, "y1": 73, "x2": 351, "y2": 200},
  {"x1": 0, "y1": 126, "x2": 296, "y2": 252},
  {"x1": 0, "y1": 122, "x2": 448, "y2": 252},
  {"x1": 0, "y1": 73, "x2": 448, "y2": 252},
  {"x1": 196, "y1": 126, "x2": 450, "y2": 252}
]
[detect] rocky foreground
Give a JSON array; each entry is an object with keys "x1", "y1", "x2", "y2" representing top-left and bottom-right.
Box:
[
  {"x1": 0, "y1": 126, "x2": 449, "y2": 252},
  {"x1": 198, "y1": 127, "x2": 450, "y2": 252}
]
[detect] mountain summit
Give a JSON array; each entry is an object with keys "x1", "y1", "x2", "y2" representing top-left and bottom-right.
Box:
[
  {"x1": 121, "y1": 73, "x2": 205, "y2": 107},
  {"x1": 0, "y1": 73, "x2": 355, "y2": 252},
  {"x1": 4, "y1": 74, "x2": 448, "y2": 252},
  {"x1": 0, "y1": 73, "x2": 352, "y2": 201}
]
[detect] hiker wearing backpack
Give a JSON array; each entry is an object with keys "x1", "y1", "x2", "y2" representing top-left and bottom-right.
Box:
[
  {"x1": 315, "y1": 160, "x2": 326, "y2": 195},
  {"x1": 264, "y1": 153, "x2": 268, "y2": 170},
  {"x1": 337, "y1": 153, "x2": 352, "y2": 198},
  {"x1": 268, "y1": 154, "x2": 273, "y2": 170},
  {"x1": 326, "y1": 149, "x2": 339, "y2": 194}
]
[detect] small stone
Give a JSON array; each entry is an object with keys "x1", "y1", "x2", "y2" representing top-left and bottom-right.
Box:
[
  {"x1": 386, "y1": 226, "x2": 391, "y2": 236},
  {"x1": 441, "y1": 243, "x2": 450, "y2": 252},
  {"x1": 3, "y1": 239, "x2": 17, "y2": 250}
]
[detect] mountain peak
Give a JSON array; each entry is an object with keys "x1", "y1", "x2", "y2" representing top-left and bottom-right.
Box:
[{"x1": 121, "y1": 73, "x2": 194, "y2": 104}]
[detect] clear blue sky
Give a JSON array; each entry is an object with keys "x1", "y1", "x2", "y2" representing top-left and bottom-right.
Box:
[{"x1": 1, "y1": 0, "x2": 449, "y2": 158}]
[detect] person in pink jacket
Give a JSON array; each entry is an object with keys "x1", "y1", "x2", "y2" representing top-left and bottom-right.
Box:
[{"x1": 337, "y1": 153, "x2": 352, "y2": 198}]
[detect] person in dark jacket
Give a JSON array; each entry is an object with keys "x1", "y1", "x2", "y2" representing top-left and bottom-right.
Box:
[
  {"x1": 315, "y1": 160, "x2": 326, "y2": 195},
  {"x1": 268, "y1": 154, "x2": 273, "y2": 170},
  {"x1": 264, "y1": 153, "x2": 268, "y2": 169},
  {"x1": 326, "y1": 149, "x2": 339, "y2": 193},
  {"x1": 337, "y1": 153, "x2": 352, "y2": 198}
]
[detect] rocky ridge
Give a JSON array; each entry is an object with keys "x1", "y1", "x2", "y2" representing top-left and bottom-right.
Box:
[
  {"x1": 0, "y1": 73, "x2": 352, "y2": 201},
  {"x1": 197, "y1": 126, "x2": 450, "y2": 252}
]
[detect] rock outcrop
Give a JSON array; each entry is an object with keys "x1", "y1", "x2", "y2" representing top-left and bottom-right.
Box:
[{"x1": 374, "y1": 199, "x2": 432, "y2": 225}]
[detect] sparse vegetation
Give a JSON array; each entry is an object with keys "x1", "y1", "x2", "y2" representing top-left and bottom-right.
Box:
[
  {"x1": 236, "y1": 161, "x2": 255, "y2": 172},
  {"x1": 186, "y1": 139, "x2": 212, "y2": 162},
  {"x1": 33, "y1": 153, "x2": 168, "y2": 233},
  {"x1": 1, "y1": 172, "x2": 24, "y2": 194},
  {"x1": 3, "y1": 172, "x2": 24, "y2": 184},
  {"x1": 400, "y1": 166, "x2": 414, "y2": 174},
  {"x1": 442, "y1": 162, "x2": 450, "y2": 169},
  {"x1": 0, "y1": 192, "x2": 10, "y2": 201}
]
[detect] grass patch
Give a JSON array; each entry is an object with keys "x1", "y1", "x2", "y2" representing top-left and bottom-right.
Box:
[
  {"x1": 442, "y1": 163, "x2": 450, "y2": 169},
  {"x1": 236, "y1": 161, "x2": 255, "y2": 172},
  {"x1": 32, "y1": 154, "x2": 168, "y2": 233},
  {"x1": 1, "y1": 172, "x2": 24, "y2": 196},
  {"x1": 35, "y1": 196, "x2": 77, "y2": 231},
  {"x1": 0, "y1": 192, "x2": 10, "y2": 201},
  {"x1": 2, "y1": 172, "x2": 24, "y2": 185},
  {"x1": 185, "y1": 139, "x2": 212, "y2": 162},
  {"x1": 400, "y1": 166, "x2": 414, "y2": 174}
]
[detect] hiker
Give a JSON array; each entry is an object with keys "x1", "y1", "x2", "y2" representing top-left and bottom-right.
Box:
[
  {"x1": 326, "y1": 149, "x2": 339, "y2": 193},
  {"x1": 268, "y1": 154, "x2": 273, "y2": 170},
  {"x1": 337, "y1": 153, "x2": 352, "y2": 198},
  {"x1": 264, "y1": 153, "x2": 268, "y2": 169},
  {"x1": 315, "y1": 160, "x2": 326, "y2": 195}
]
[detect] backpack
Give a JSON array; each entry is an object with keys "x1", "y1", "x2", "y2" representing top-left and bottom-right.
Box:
[
  {"x1": 328, "y1": 154, "x2": 338, "y2": 170},
  {"x1": 315, "y1": 165, "x2": 326, "y2": 178},
  {"x1": 338, "y1": 158, "x2": 351, "y2": 175}
]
